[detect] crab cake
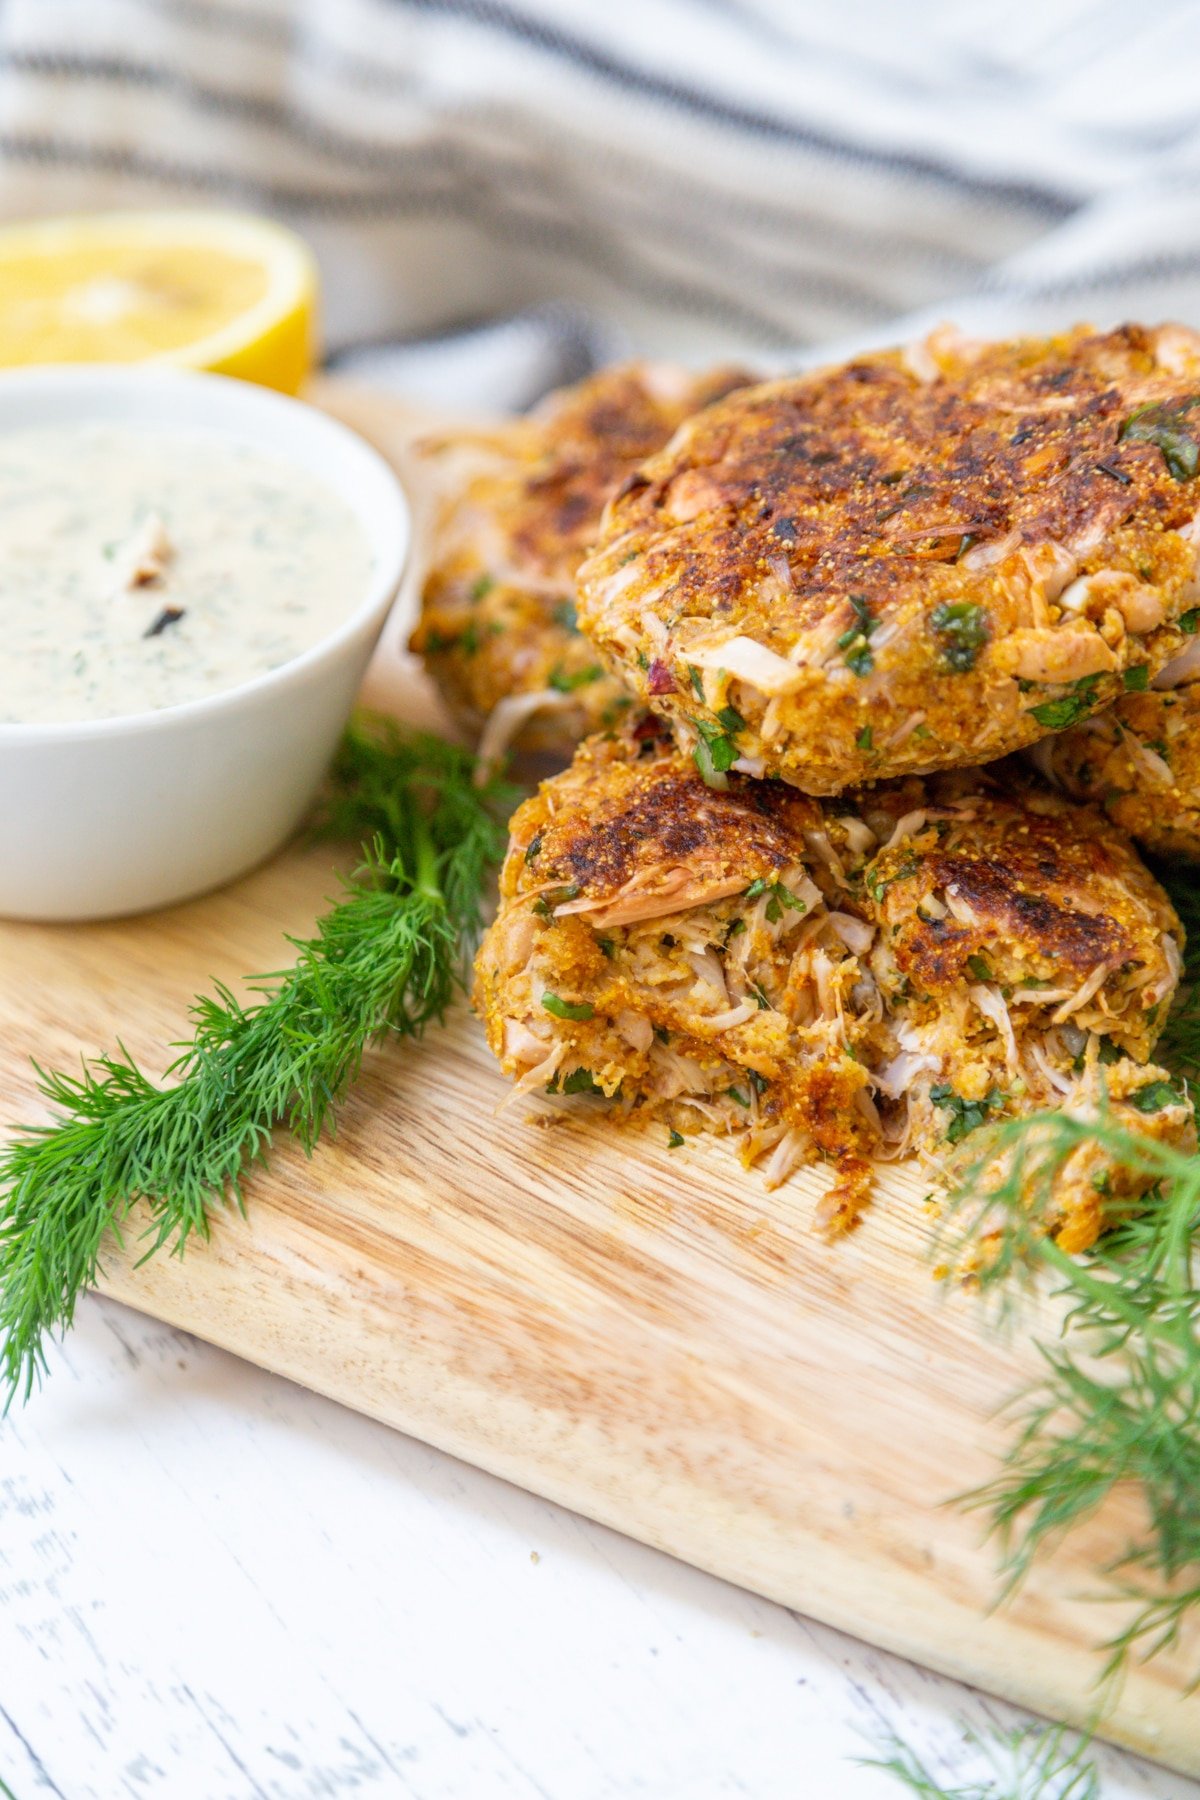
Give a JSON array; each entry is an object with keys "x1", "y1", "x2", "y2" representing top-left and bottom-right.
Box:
[
  {"x1": 474, "y1": 720, "x2": 1191, "y2": 1244},
  {"x1": 576, "y1": 323, "x2": 1200, "y2": 796},
  {"x1": 411, "y1": 361, "x2": 750, "y2": 767},
  {"x1": 856, "y1": 768, "x2": 1191, "y2": 1248},
  {"x1": 1035, "y1": 640, "x2": 1200, "y2": 860}
]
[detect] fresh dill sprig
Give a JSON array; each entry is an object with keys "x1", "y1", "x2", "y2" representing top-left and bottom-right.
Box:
[
  {"x1": 6, "y1": 716, "x2": 1200, "y2": 1702},
  {"x1": 0, "y1": 719, "x2": 516, "y2": 1406},
  {"x1": 938, "y1": 853, "x2": 1200, "y2": 1687},
  {"x1": 946, "y1": 1111, "x2": 1200, "y2": 1685},
  {"x1": 860, "y1": 1723, "x2": 1098, "y2": 1800}
]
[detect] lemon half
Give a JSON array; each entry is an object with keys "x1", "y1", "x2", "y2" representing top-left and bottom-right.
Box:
[{"x1": 0, "y1": 210, "x2": 318, "y2": 392}]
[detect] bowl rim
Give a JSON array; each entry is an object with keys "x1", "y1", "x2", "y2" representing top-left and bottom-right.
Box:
[{"x1": 0, "y1": 363, "x2": 409, "y2": 745}]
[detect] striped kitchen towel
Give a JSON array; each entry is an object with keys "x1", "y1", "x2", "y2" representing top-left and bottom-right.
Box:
[{"x1": 0, "y1": 0, "x2": 1198, "y2": 404}]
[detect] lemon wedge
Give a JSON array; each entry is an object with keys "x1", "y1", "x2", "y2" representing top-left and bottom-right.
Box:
[{"x1": 0, "y1": 211, "x2": 318, "y2": 392}]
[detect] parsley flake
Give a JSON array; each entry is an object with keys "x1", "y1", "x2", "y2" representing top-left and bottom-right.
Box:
[
  {"x1": 1030, "y1": 676, "x2": 1102, "y2": 731},
  {"x1": 745, "y1": 877, "x2": 806, "y2": 921},
  {"x1": 1129, "y1": 1079, "x2": 1183, "y2": 1114},
  {"x1": 541, "y1": 991, "x2": 595, "y2": 1022},
  {"x1": 693, "y1": 716, "x2": 739, "y2": 782},
  {"x1": 931, "y1": 600, "x2": 988, "y2": 673},
  {"x1": 930, "y1": 1083, "x2": 1005, "y2": 1144},
  {"x1": 547, "y1": 1067, "x2": 605, "y2": 1096},
  {"x1": 548, "y1": 663, "x2": 603, "y2": 692},
  {"x1": 1119, "y1": 398, "x2": 1200, "y2": 481},
  {"x1": 838, "y1": 593, "x2": 876, "y2": 676}
]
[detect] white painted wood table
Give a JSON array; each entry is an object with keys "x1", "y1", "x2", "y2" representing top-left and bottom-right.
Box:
[{"x1": 1, "y1": 1296, "x2": 1195, "y2": 1800}]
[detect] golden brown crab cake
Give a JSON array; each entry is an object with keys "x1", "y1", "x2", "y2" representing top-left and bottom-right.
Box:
[
  {"x1": 576, "y1": 323, "x2": 1200, "y2": 796},
  {"x1": 1033, "y1": 640, "x2": 1200, "y2": 859},
  {"x1": 855, "y1": 769, "x2": 1193, "y2": 1249},
  {"x1": 410, "y1": 361, "x2": 750, "y2": 767},
  {"x1": 474, "y1": 716, "x2": 892, "y2": 1223},
  {"x1": 474, "y1": 722, "x2": 1192, "y2": 1242}
]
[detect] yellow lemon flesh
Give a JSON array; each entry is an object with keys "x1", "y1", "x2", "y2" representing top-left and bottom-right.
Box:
[{"x1": 0, "y1": 211, "x2": 318, "y2": 393}]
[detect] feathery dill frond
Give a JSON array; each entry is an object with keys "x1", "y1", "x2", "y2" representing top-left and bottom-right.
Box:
[
  {"x1": 6, "y1": 710, "x2": 1200, "y2": 1700},
  {"x1": 0, "y1": 719, "x2": 516, "y2": 1405},
  {"x1": 860, "y1": 1723, "x2": 1099, "y2": 1799},
  {"x1": 937, "y1": 853, "x2": 1200, "y2": 1686},
  {"x1": 959, "y1": 1127, "x2": 1200, "y2": 1686}
]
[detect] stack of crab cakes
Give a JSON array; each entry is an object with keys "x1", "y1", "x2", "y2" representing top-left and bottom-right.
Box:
[{"x1": 415, "y1": 325, "x2": 1200, "y2": 1238}]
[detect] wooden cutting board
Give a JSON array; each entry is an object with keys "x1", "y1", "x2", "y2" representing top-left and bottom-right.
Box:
[{"x1": 2, "y1": 382, "x2": 1198, "y2": 1778}]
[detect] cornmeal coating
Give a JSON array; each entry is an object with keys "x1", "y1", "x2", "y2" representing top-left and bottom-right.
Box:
[
  {"x1": 411, "y1": 361, "x2": 749, "y2": 766},
  {"x1": 576, "y1": 323, "x2": 1200, "y2": 794},
  {"x1": 475, "y1": 720, "x2": 1191, "y2": 1243}
]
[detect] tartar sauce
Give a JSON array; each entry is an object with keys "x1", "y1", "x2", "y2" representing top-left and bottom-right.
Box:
[{"x1": 0, "y1": 423, "x2": 374, "y2": 724}]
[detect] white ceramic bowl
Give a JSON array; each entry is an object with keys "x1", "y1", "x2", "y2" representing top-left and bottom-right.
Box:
[{"x1": 0, "y1": 366, "x2": 409, "y2": 921}]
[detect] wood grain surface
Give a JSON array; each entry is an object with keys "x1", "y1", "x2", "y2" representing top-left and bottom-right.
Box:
[
  {"x1": 3, "y1": 846, "x2": 1198, "y2": 1777},
  {"x1": 2, "y1": 381, "x2": 1198, "y2": 1779}
]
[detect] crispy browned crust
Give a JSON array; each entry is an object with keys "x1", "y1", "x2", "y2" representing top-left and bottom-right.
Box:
[
  {"x1": 476, "y1": 723, "x2": 1189, "y2": 1243},
  {"x1": 862, "y1": 778, "x2": 1162, "y2": 976},
  {"x1": 1038, "y1": 679, "x2": 1200, "y2": 860},
  {"x1": 410, "y1": 362, "x2": 750, "y2": 756},
  {"x1": 892, "y1": 854, "x2": 1125, "y2": 986},
  {"x1": 515, "y1": 720, "x2": 822, "y2": 907},
  {"x1": 479, "y1": 721, "x2": 883, "y2": 1226},
  {"x1": 577, "y1": 323, "x2": 1200, "y2": 793},
  {"x1": 859, "y1": 770, "x2": 1178, "y2": 1064}
]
